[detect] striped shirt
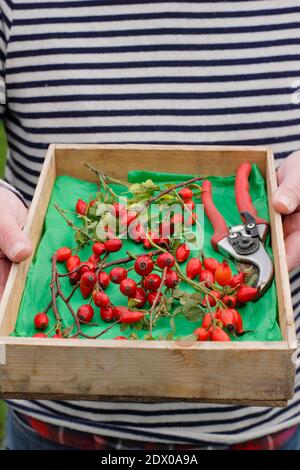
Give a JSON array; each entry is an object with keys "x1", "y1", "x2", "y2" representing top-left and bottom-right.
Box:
[{"x1": 1, "y1": 0, "x2": 300, "y2": 445}]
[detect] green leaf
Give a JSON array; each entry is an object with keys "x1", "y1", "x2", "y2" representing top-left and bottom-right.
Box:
[
  {"x1": 166, "y1": 296, "x2": 174, "y2": 305},
  {"x1": 183, "y1": 305, "x2": 202, "y2": 322},
  {"x1": 166, "y1": 332, "x2": 174, "y2": 340},
  {"x1": 143, "y1": 179, "x2": 159, "y2": 190},
  {"x1": 172, "y1": 306, "x2": 183, "y2": 316},
  {"x1": 120, "y1": 323, "x2": 129, "y2": 332},
  {"x1": 245, "y1": 269, "x2": 259, "y2": 287},
  {"x1": 170, "y1": 317, "x2": 176, "y2": 333},
  {"x1": 132, "y1": 320, "x2": 143, "y2": 331},
  {"x1": 172, "y1": 288, "x2": 185, "y2": 299},
  {"x1": 129, "y1": 332, "x2": 139, "y2": 340},
  {"x1": 129, "y1": 183, "x2": 143, "y2": 194},
  {"x1": 143, "y1": 333, "x2": 155, "y2": 341}
]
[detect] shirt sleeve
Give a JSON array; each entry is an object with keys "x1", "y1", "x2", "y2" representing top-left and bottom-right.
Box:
[
  {"x1": 0, "y1": 0, "x2": 14, "y2": 116},
  {"x1": 0, "y1": 179, "x2": 28, "y2": 207}
]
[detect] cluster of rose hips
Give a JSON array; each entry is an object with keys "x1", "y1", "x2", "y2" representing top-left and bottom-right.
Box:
[
  {"x1": 76, "y1": 186, "x2": 197, "y2": 246},
  {"x1": 33, "y1": 180, "x2": 258, "y2": 341},
  {"x1": 186, "y1": 257, "x2": 258, "y2": 341},
  {"x1": 33, "y1": 240, "x2": 181, "y2": 338}
]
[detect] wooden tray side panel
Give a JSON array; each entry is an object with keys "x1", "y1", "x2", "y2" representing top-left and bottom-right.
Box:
[
  {"x1": 0, "y1": 145, "x2": 56, "y2": 336},
  {"x1": 266, "y1": 147, "x2": 297, "y2": 348},
  {"x1": 0, "y1": 339, "x2": 294, "y2": 405},
  {"x1": 55, "y1": 145, "x2": 267, "y2": 181}
]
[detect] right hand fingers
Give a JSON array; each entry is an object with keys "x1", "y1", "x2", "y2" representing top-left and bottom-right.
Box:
[{"x1": 0, "y1": 188, "x2": 32, "y2": 262}]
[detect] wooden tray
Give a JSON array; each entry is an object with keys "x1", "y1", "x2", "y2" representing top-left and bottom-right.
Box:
[{"x1": 0, "y1": 144, "x2": 296, "y2": 406}]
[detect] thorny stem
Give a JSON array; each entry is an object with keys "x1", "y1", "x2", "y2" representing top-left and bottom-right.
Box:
[
  {"x1": 55, "y1": 204, "x2": 95, "y2": 243},
  {"x1": 102, "y1": 249, "x2": 160, "y2": 270},
  {"x1": 84, "y1": 163, "x2": 130, "y2": 188},
  {"x1": 143, "y1": 176, "x2": 202, "y2": 208},
  {"x1": 44, "y1": 295, "x2": 57, "y2": 314},
  {"x1": 55, "y1": 268, "x2": 81, "y2": 333},
  {"x1": 71, "y1": 319, "x2": 121, "y2": 339},
  {"x1": 149, "y1": 267, "x2": 167, "y2": 335},
  {"x1": 50, "y1": 255, "x2": 63, "y2": 327},
  {"x1": 50, "y1": 257, "x2": 118, "y2": 339},
  {"x1": 66, "y1": 283, "x2": 79, "y2": 303},
  {"x1": 172, "y1": 190, "x2": 202, "y2": 243},
  {"x1": 58, "y1": 263, "x2": 90, "y2": 277}
]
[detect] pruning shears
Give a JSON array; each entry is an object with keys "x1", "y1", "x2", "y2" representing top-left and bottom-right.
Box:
[{"x1": 202, "y1": 162, "x2": 274, "y2": 294}]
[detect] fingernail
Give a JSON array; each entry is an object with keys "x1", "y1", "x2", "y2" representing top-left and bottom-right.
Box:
[
  {"x1": 278, "y1": 194, "x2": 294, "y2": 212},
  {"x1": 8, "y1": 241, "x2": 28, "y2": 260}
]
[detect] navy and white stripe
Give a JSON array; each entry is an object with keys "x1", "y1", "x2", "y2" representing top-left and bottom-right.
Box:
[{"x1": 2, "y1": 0, "x2": 300, "y2": 444}]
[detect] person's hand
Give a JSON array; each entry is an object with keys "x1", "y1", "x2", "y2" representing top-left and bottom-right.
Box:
[
  {"x1": 272, "y1": 151, "x2": 300, "y2": 271},
  {"x1": 0, "y1": 188, "x2": 32, "y2": 299}
]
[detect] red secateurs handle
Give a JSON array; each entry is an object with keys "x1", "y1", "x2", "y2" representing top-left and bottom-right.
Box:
[
  {"x1": 202, "y1": 180, "x2": 229, "y2": 251},
  {"x1": 235, "y1": 162, "x2": 268, "y2": 226}
]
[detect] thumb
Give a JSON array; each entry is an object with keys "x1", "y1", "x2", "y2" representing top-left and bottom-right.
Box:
[
  {"x1": 272, "y1": 171, "x2": 300, "y2": 215},
  {"x1": 0, "y1": 210, "x2": 32, "y2": 262}
]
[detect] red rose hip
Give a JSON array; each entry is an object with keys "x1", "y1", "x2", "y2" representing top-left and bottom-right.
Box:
[
  {"x1": 148, "y1": 291, "x2": 163, "y2": 305},
  {"x1": 81, "y1": 271, "x2": 97, "y2": 288},
  {"x1": 98, "y1": 271, "x2": 110, "y2": 290},
  {"x1": 186, "y1": 258, "x2": 202, "y2": 279},
  {"x1": 100, "y1": 306, "x2": 114, "y2": 323},
  {"x1": 55, "y1": 247, "x2": 72, "y2": 262},
  {"x1": 203, "y1": 257, "x2": 220, "y2": 274},
  {"x1": 34, "y1": 312, "x2": 49, "y2": 330},
  {"x1": 104, "y1": 238, "x2": 123, "y2": 253},
  {"x1": 175, "y1": 243, "x2": 190, "y2": 263},
  {"x1": 76, "y1": 199, "x2": 87, "y2": 215},
  {"x1": 120, "y1": 278, "x2": 137, "y2": 297},
  {"x1": 66, "y1": 255, "x2": 80, "y2": 272},
  {"x1": 164, "y1": 270, "x2": 179, "y2": 288},
  {"x1": 134, "y1": 255, "x2": 154, "y2": 276},
  {"x1": 129, "y1": 287, "x2": 147, "y2": 308},
  {"x1": 93, "y1": 290, "x2": 110, "y2": 308},
  {"x1": 178, "y1": 187, "x2": 193, "y2": 200},
  {"x1": 77, "y1": 304, "x2": 94, "y2": 323},
  {"x1": 156, "y1": 253, "x2": 175, "y2": 269},
  {"x1": 92, "y1": 242, "x2": 106, "y2": 256},
  {"x1": 143, "y1": 273, "x2": 161, "y2": 291},
  {"x1": 215, "y1": 261, "x2": 232, "y2": 287},
  {"x1": 199, "y1": 269, "x2": 214, "y2": 286},
  {"x1": 110, "y1": 267, "x2": 128, "y2": 284}
]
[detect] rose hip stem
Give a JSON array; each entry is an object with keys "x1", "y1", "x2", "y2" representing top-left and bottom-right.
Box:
[
  {"x1": 86, "y1": 164, "x2": 202, "y2": 211},
  {"x1": 58, "y1": 263, "x2": 90, "y2": 278},
  {"x1": 143, "y1": 176, "x2": 202, "y2": 208},
  {"x1": 52, "y1": 257, "x2": 118, "y2": 339},
  {"x1": 71, "y1": 319, "x2": 121, "y2": 339},
  {"x1": 172, "y1": 189, "x2": 202, "y2": 240},
  {"x1": 50, "y1": 255, "x2": 63, "y2": 328},
  {"x1": 43, "y1": 294, "x2": 58, "y2": 314},
  {"x1": 102, "y1": 250, "x2": 160, "y2": 270},
  {"x1": 84, "y1": 163, "x2": 130, "y2": 188},
  {"x1": 55, "y1": 204, "x2": 95, "y2": 243},
  {"x1": 149, "y1": 267, "x2": 168, "y2": 336},
  {"x1": 66, "y1": 283, "x2": 79, "y2": 303}
]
